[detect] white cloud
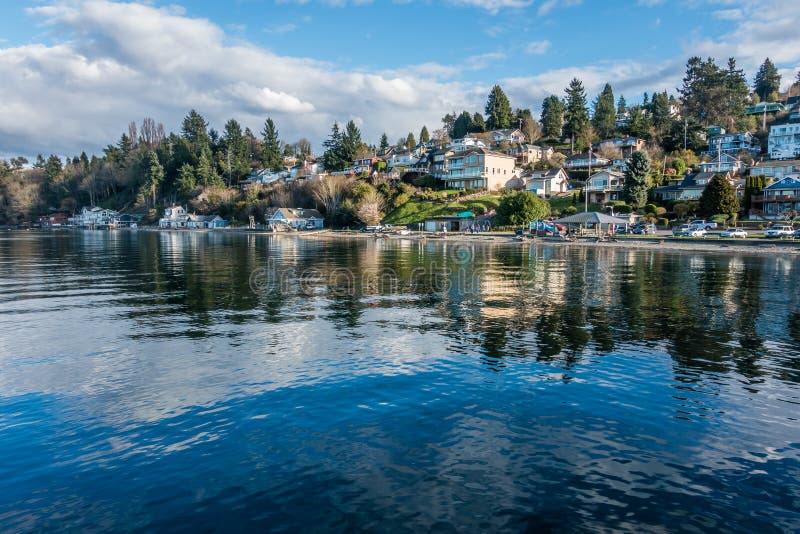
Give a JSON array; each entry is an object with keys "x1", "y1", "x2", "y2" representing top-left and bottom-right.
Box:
[
  {"x1": 265, "y1": 23, "x2": 298, "y2": 34},
  {"x1": 525, "y1": 40, "x2": 551, "y2": 55},
  {"x1": 537, "y1": 0, "x2": 582, "y2": 16},
  {"x1": 0, "y1": 0, "x2": 476, "y2": 156},
  {"x1": 636, "y1": 0, "x2": 664, "y2": 6},
  {"x1": 446, "y1": 0, "x2": 533, "y2": 14}
]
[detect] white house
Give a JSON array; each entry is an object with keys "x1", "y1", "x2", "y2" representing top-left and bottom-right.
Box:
[
  {"x1": 385, "y1": 151, "x2": 420, "y2": 169},
  {"x1": 488, "y1": 128, "x2": 526, "y2": 144},
  {"x1": 768, "y1": 121, "x2": 800, "y2": 160},
  {"x1": 72, "y1": 206, "x2": 119, "y2": 227},
  {"x1": 564, "y1": 153, "x2": 611, "y2": 170},
  {"x1": 525, "y1": 168, "x2": 569, "y2": 197},
  {"x1": 159, "y1": 205, "x2": 189, "y2": 229},
  {"x1": 448, "y1": 137, "x2": 487, "y2": 152},
  {"x1": 267, "y1": 208, "x2": 325, "y2": 229},
  {"x1": 751, "y1": 159, "x2": 800, "y2": 180},
  {"x1": 699, "y1": 153, "x2": 746, "y2": 175}
]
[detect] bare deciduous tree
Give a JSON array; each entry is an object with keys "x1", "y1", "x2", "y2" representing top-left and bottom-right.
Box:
[{"x1": 311, "y1": 175, "x2": 348, "y2": 216}]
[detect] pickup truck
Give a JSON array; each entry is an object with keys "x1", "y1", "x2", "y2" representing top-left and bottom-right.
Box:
[{"x1": 689, "y1": 220, "x2": 718, "y2": 230}]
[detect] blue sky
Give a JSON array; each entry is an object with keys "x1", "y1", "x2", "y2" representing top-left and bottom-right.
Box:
[{"x1": 0, "y1": 0, "x2": 798, "y2": 157}]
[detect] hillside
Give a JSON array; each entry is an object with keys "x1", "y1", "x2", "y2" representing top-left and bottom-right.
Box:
[{"x1": 382, "y1": 194, "x2": 502, "y2": 225}]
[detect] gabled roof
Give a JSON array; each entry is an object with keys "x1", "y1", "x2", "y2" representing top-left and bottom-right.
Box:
[
  {"x1": 529, "y1": 167, "x2": 567, "y2": 180},
  {"x1": 269, "y1": 207, "x2": 324, "y2": 220},
  {"x1": 588, "y1": 169, "x2": 624, "y2": 179},
  {"x1": 450, "y1": 147, "x2": 516, "y2": 160},
  {"x1": 702, "y1": 153, "x2": 742, "y2": 165},
  {"x1": 765, "y1": 176, "x2": 800, "y2": 190}
]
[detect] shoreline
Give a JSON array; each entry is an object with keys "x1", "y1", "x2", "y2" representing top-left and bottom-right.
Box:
[
  {"x1": 297, "y1": 229, "x2": 800, "y2": 255},
  {"x1": 7, "y1": 226, "x2": 800, "y2": 255}
]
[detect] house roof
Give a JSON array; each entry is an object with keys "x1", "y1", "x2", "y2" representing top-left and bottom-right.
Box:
[
  {"x1": 269, "y1": 207, "x2": 323, "y2": 220},
  {"x1": 529, "y1": 168, "x2": 567, "y2": 180},
  {"x1": 765, "y1": 177, "x2": 800, "y2": 190},
  {"x1": 702, "y1": 153, "x2": 742, "y2": 165},
  {"x1": 566, "y1": 152, "x2": 610, "y2": 163},
  {"x1": 588, "y1": 169, "x2": 624, "y2": 179},
  {"x1": 451, "y1": 147, "x2": 516, "y2": 160}
]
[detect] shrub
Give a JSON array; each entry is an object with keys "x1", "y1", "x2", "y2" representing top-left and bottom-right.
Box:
[
  {"x1": 614, "y1": 204, "x2": 633, "y2": 213},
  {"x1": 657, "y1": 217, "x2": 669, "y2": 227},
  {"x1": 563, "y1": 205, "x2": 578, "y2": 215},
  {"x1": 645, "y1": 203, "x2": 658, "y2": 215}
]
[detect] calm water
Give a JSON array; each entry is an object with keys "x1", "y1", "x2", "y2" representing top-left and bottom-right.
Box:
[{"x1": 1, "y1": 231, "x2": 799, "y2": 532}]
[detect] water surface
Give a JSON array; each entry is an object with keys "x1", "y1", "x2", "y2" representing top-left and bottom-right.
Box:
[{"x1": 1, "y1": 231, "x2": 799, "y2": 532}]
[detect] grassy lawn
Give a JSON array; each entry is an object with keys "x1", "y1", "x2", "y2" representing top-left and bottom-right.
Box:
[{"x1": 383, "y1": 194, "x2": 502, "y2": 224}]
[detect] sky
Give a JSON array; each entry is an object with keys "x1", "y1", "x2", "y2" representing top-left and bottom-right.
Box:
[{"x1": 0, "y1": 0, "x2": 799, "y2": 158}]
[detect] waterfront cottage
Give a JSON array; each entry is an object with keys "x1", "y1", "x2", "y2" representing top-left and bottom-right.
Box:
[
  {"x1": 187, "y1": 214, "x2": 229, "y2": 229},
  {"x1": 267, "y1": 208, "x2": 324, "y2": 229},
  {"x1": 72, "y1": 206, "x2": 119, "y2": 228},
  {"x1": 159, "y1": 206, "x2": 189, "y2": 229}
]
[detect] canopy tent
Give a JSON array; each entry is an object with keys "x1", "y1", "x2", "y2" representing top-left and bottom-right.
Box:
[
  {"x1": 554, "y1": 211, "x2": 631, "y2": 237},
  {"x1": 554, "y1": 212, "x2": 631, "y2": 225}
]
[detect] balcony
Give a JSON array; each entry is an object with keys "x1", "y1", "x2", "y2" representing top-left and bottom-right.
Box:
[{"x1": 752, "y1": 194, "x2": 800, "y2": 203}]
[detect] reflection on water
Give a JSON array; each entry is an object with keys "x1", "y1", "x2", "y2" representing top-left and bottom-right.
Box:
[{"x1": 0, "y1": 231, "x2": 799, "y2": 531}]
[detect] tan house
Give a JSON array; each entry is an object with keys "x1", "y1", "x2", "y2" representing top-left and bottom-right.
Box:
[{"x1": 442, "y1": 148, "x2": 518, "y2": 190}]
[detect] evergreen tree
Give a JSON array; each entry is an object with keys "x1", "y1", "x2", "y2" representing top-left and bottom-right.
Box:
[
  {"x1": 181, "y1": 109, "x2": 209, "y2": 153},
  {"x1": 623, "y1": 150, "x2": 651, "y2": 209},
  {"x1": 177, "y1": 163, "x2": 196, "y2": 195},
  {"x1": 563, "y1": 78, "x2": 590, "y2": 149},
  {"x1": 341, "y1": 120, "x2": 363, "y2": 162},
  {"x1": 753, "y1": 58, "x2": 781, "y2": 101},
  {"x1": 379, "y1": 133, "x2": 389, "y2": 151},
  {"x1": 406, "y1": 132, "x2": 416, "y2": 149},
  {"x1": 680, "y1": 57, "x2": 726, "y2": 125},
  {"x1": 419, "y1": 126, "x2": 430, "y2": 144},
  {"x1": 222, "y1": 118, "x2": 250, "y2": 185},
  {"x1": 141, "y1": 151, "x2": 164, "y2": 206},
  {"x1": 485, "y1": 85, "x2": 513, "y2": 130},
  {"x1": 471, "y1": 112, "x2": 486, "y2": 133},
  {"x1": 540, "y1": 95, "x2": 564, "y2": 139},
  {"x1": 723, "y1": 57, "x2": 749, "y2": 130},
  {"x1": 196, "y1": 146, "x2": 221, "y2": 187},
  {"x1": 650, "y1": 91, "x2": 672, "y2": 135},
  {"x1": 592, "y1": 83, "x2": 616, "y2": 140},
  {"x1": 261, "y1": 118, "x2": 282, "y2": 171},
  {"x1": 700, "y1": 174, "x2": 739, "y2": 218},
  {"x1": 452, "y1": 111, "x2": 474, "y2": 139},
  {"x1": 625, "y1": 106, "x2": 652, "y2": 140},
  {"x1": 323, "y1": 122, "x2": 346, "y2": 171},
  {"x1": 617, "y1": 95, "x2": 627, "y2": 114}
]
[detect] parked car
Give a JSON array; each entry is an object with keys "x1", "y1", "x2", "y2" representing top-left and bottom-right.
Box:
[
  {"x1": 396, "y1": 229, "x2": 411, "y2": 236},
  {"x1": 765, "y1": 225, "x2": 794, "y2": 238},
  {"x1": 673, "y1": 224, "x2": 692, "y2": 236},
  {"x1": 720, "y1": 228, "x2": 748, "y2": 238},
  {"x1": 689, "y1": 219, "x2": 718, "y2": 230},
  {"x1": 794, "y1": 229, "x2": 800, "y2": 239},
  {"x1": 632, "y1": 223, "x2": 657, "y2": 235}
]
